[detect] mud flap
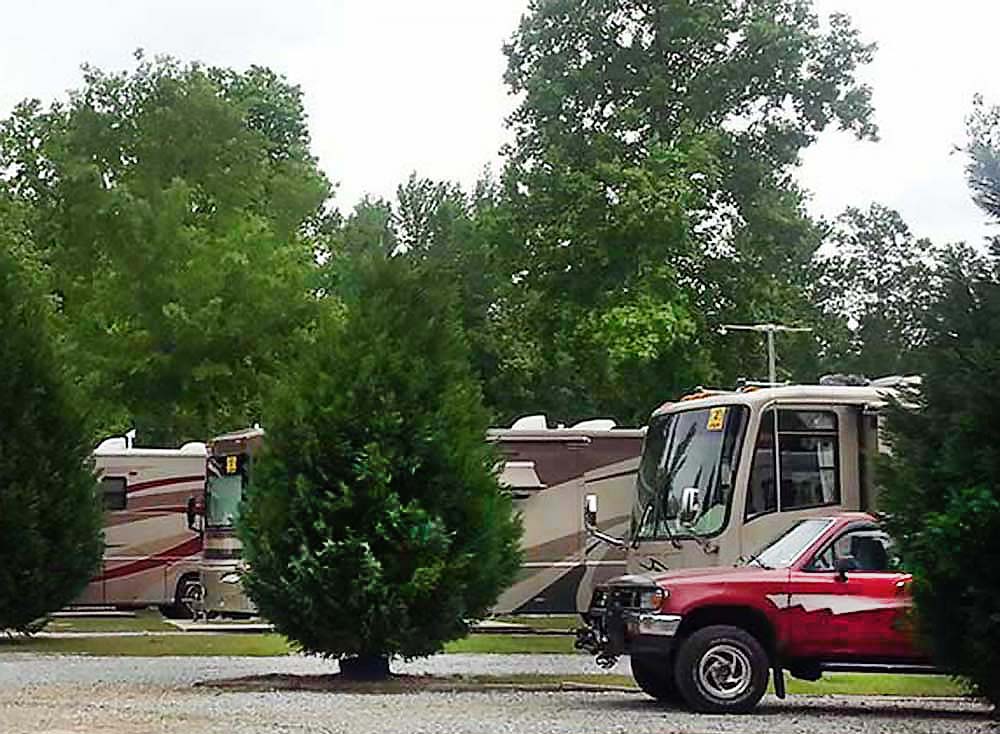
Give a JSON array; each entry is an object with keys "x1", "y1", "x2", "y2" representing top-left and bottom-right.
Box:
[{"x1": 773, "y1": 666, "x2": 786, "y2": 699}]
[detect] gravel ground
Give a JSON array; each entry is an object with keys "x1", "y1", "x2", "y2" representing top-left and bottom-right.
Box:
[{"x1": 0, "y1": 654, "x2": 992, "y2": 734}]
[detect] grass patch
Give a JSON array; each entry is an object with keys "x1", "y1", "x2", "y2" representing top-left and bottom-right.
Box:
[
  {"x1": 0, "y1": 633, "x2": 574, "y2": 657},
  {"x1": 44, "y1": 610, "x2": 176, "y2": 634},
  {"x1": 491, "y1": 615, "x2": 579, "y2": 632},
  {"x1": 444, "y1": 634, "x2": 576, "y2": 655},
  {"x1": 469, "y1": 673, "x2": 964, "y2": 697},
  {"x1": 783, "y1": 673, "x2": 965, "y2": 697},
  {"x1": 0, "y1": 634, "x2": 294, "y2": 656}
]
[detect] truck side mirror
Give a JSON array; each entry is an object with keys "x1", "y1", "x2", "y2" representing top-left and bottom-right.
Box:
[
  {"x1": 835, "y1": 556, "x2": 857, "y2": 582},
  {"x1": 584, "y1": 494, "x2": 598, "y2": 528},
  {"x1": 679, "y1": 487, "x2": 701, "y2": 525}
]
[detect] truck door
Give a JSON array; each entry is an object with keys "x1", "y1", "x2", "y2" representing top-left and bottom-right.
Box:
[{"x1": 787, "y1": 525, "x2": 916, "y2": 660}]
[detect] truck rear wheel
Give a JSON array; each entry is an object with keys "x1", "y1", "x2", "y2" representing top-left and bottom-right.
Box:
[
  {"x1": 630, "y1": 654, "x2": 680, "y2": 703},
  {"x1": 673, "y1": 625, "x2": 769, "y2": 714}
]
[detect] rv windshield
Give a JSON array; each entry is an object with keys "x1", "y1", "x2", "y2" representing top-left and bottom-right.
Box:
[
  {"x1": 633, "y1": 405, "x2": 747, "y2": 542},
  {"x1": 206, "y1": 474, "x2": 242, "y2": 528}
]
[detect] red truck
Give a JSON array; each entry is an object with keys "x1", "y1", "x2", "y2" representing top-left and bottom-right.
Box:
[{"x1": 576, "y1": 513, "x2": 936, "y2": 713}]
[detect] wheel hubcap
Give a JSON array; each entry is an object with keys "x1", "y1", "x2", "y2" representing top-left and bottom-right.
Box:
[{"x1": 696, "y1": 643, "x2": 752, "y2": 700}]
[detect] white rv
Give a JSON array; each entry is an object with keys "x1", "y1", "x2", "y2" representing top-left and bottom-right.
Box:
[{"x1": 77, "y1": 436, "x2": 206, "y2": 615}]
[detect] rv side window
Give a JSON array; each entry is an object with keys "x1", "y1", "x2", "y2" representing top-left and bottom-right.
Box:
[
  {"x1": 746, "y1": 412, "x2": 777, "y2": 519},
  {"x1": 746, "y1": 409, "x2": 841, "y2": 519},
  {"x1": 101, "y1": 476, "x2": 127, "y2": 511},
  {"x1": 779, "y1": 410, "x2": 840, "y2": 510}
]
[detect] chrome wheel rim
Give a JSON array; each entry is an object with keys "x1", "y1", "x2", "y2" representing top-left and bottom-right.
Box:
[{"x1": 696, "y1": 643, "x2": 752, "y2": 700}]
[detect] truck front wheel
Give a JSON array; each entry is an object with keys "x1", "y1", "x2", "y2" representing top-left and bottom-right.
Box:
[
  {"x1": 673, "y1": 625, "x2": 769, "y2": 714},
  {"x1": 630, "y1": 654, "x2": 680, "y2": 704}
]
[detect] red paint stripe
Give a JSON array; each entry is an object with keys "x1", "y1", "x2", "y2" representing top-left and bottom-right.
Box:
[
  {"x1": 95, "y1": 537, "x2": 203, "y2": 582},
  {"x1": 127, "y1": 475, "x2": 204, "y2": 494}
]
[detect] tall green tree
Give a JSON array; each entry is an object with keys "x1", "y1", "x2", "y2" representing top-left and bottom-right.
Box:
[
  {"x1": 0, "y1": 53, "x2": 330, "y2": 444},
  {"x1": 966, "y1": 95, "x2": 1000, "y2": 235},
  {"x1": 239, "y1": 255, "x2": 522, "y2": 678},
  {"x1": 880, "y1": 98, "x2": 1000, "y2": 706},
  {"x1": 812, "y1": 204, "x2": 947, "y2": 376},
  {"x1": 495, "y1": 0, "x2": 877, "y2": 422},
  {"x1": 0, "y1": 234, "x2": 103, "y2": 632}
]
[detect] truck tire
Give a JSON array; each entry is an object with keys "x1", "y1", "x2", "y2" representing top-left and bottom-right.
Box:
[
  {"x1": 673, "y1": 624, "x2": 769, "y2": 714},
  {"x1": 630, "y1": 654, "x2": 681, "y2": 703}
]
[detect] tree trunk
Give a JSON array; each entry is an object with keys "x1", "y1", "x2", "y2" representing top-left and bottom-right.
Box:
[{"x1": 339, "y1": 655, "x2": 391, "y2": 680}]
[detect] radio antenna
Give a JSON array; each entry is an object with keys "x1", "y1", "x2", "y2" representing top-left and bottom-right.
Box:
[{"x1": 718, "y1": 323, "x2": 813, "y2": 385}]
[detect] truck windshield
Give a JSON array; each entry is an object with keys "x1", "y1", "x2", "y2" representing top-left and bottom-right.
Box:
[
  {"x1": 633, "y1": 405, "x2": 747, "y2": 542},
  {"x1": 206, "y1": 474, "x2": 242, "y2": 527},
  {"x1": 749, "y1": 518, "x2": 833, "y2": 569}
]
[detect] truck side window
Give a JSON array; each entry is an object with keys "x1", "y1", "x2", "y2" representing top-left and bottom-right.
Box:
[
  {"x1": 101, "y1": 476, "x2": 127, "y2": 511},
  {"x1": 778, "y1": 411, "x2": 840, "y2": 510},
  {"x1": 807, "y1": 528, "x2": 894, "y2": 572}
]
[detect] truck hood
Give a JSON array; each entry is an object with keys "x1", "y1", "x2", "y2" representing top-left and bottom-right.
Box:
[{"x1": 605, "y1": 565, "x2": 779, "y2": 588}]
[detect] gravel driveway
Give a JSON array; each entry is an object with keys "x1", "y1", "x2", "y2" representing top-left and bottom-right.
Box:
[{"x1": 0, "y1": 654, "x2": 992, "y2": 734}]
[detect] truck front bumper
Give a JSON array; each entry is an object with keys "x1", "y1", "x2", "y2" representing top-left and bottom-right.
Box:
[{"x1": 576, "y1": 604, "x2": 682, "y2": 661}]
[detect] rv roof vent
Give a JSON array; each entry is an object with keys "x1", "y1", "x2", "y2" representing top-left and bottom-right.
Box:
[
  {"x1": 95, "y1": 437, "x2": 129, "y2": 453},
  {"x1": 870, "y1": 375, "x2": 922, "y2": 389},
  {"x1": 180, "y1": 441, "x2": 208, "y2": 455},
  {"x1": 510, "y1": 414, "x2": 547, "y2": 430},
  {"x1": 570, "y1": 418, "x2": 617, "y2": 430},
  {"x1": 819, "y1": 373, "x2": 870, "y2": 386}
]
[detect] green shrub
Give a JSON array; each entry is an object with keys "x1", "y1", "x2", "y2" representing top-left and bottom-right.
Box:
[
  {"x1": 0, "y1": 244, "x2": 103, "y2": 631},
  {"x1": 882, "y1": 254, "x2": 1000, "y2": 705},
  {"x1": 239, "y1": 256, "x2": 522, "y2": 676}
]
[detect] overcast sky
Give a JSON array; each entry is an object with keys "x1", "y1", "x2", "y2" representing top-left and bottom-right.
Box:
[{"x1": 1, "y1": 1, "x2": 996, "y2": 246}]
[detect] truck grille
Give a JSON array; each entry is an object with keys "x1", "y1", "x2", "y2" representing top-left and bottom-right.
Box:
[{"x1": 590, "y1": 586, "x2": 652, "y2": 611}]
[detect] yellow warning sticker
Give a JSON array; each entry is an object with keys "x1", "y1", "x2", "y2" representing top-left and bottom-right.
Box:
[{"x1": 706, "y1": 407, "x2": 726, "y2": 431}]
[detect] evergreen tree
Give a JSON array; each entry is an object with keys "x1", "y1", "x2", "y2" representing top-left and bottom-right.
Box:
[
  {"x1": 239, "y1": 256, "x2": 522, "y2": 678},
  {"x1": 880, "y1": 98, "x2": 1000, "y2": 707},
  {"x1": 0, "y1": 240, "x2": 103, "y2": 632}
]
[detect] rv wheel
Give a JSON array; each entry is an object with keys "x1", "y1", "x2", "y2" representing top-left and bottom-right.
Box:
[{"x1": 160, "y1": 574, "x2": 203, "y2": 620}]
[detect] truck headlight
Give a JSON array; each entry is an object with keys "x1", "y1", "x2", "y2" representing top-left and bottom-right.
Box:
[
  {"x1": 639, "y1": 588, "x2": 668, "y2": 611},
  {"x1": 220, "y1": 572, "x2": 241, "y2": 584}
]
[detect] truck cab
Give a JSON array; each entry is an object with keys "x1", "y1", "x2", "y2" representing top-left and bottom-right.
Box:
[{"x1": 577, "y1": 512, "x2": 932, "y2": 713}]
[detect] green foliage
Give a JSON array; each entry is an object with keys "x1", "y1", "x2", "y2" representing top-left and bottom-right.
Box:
[
  {"x1": 966, "y1": 95, "x2": 1000, "y2": 227},
  {"x1": 880, "y1": 250, "x2": 1000, "y2": 707},
  {"x1": 239, "y1": 256, "x2": 522, "y2": 662},
  {"x1": 813, "y1": 204, "x2": 950, "y2": 376},
  {"x1": 880, "y1": 100, "x2": 1000, "y2": 704},
  {"x1": 0, "y1": 53, "x2": 330, "y2": 444},
  {"x1": 0, "y1": 240, "x2": 103, "y2": 632},
  {"x1": 489, "y1": 0, "x2": 878, "y2": 422}
]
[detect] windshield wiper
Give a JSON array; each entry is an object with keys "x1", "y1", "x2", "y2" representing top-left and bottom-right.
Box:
[{"x1": 738, "y1": 553, "x2": 772, "y2": 570}]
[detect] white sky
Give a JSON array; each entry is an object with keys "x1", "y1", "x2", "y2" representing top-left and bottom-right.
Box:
[{"x1": 0, "y1": 0, "x2": 996, "y2": 246}]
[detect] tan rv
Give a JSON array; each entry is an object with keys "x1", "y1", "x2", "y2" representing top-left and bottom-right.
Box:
[
  {"x1": 584, "y1": 377, "x2": 915, "y2": 578},
  {"x1": 491, "y1": 417, "x2": 644, "y2": 614},
  {"x1": 187, "y1": 420, "x2": 645, "y2": 617},
  {"x1": 79, "y1": 436, "x2": 206, "y2": 615}
]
